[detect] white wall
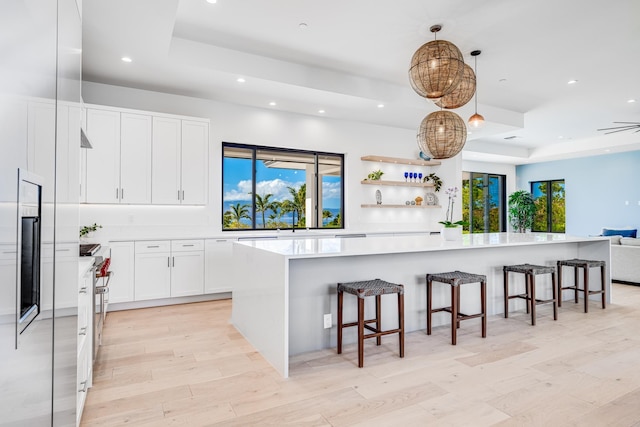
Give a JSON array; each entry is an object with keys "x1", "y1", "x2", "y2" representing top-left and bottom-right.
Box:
[{"x1": 81, "y1": 82, "x2": 461, "y2": 238}]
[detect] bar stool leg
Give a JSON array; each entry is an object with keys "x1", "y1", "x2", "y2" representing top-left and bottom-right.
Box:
[
  {"x1": 600, "y1": 265, "x2": 606, "y2": 309},
  {"x1": 357, "y1": 296, "x2": 365, "y2": 368},
  {"x1": 583, "y1": 266, "x2": 589, "y2": 313},
  {"x1": 456, "y1": 282, "x2": 461, "y2": 329},
  {"x1": 525, "y1": 273, "x2": 531, "y2": 315},
  {"x1": 529, "y1": 273, "x2": 537, "y2": 326},
  {"x1": 557, "y1": 262, "x2": 563, "y2": 307},
  {"x1": 574, "y1": 266, "x2": 579, "y2": 304},
  {"x1": 552, "y1": 272, "x2": 558, "y2": 320},
  {"x1": 398, "y1": 292, "x2": 405, "y2": 358},
  {"x1": 481, "y1": 279, "x2": 487, "y2": 338},
  {"x1": 375, "y1": 295, "x2": 382, "y2": 346},
  {"x1": 337, "y1": 290, "x2": 343, "y2": 354},
  {"x1": 451, "y1": 284, "x2": 458, "y2": 345},
  {"x1": 503, "y1": 270, "x2": 509, "y2": 318},
  {"x1": 426, "y1": 278, "x2": 432, "y2": 335}
]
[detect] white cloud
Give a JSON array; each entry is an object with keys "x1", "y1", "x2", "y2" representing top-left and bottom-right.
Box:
[
  {"x1": 224, "y1": 179, "x2": 306, "y2": 202},
  {"x1": 322, "y1": 181, "x2": 342, "y2": 200}
]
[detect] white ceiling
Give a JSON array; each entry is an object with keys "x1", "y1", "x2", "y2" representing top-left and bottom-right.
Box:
[{"x1": 82, "y1": 0, "x2": 640, "y2": 164}]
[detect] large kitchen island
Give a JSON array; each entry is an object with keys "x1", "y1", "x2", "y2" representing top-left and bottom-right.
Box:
[{"x1": 230, "y1": 232, "x2": 610, "y2": 377}]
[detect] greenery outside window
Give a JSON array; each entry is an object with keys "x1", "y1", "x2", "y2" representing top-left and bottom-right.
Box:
[
  {"x1": 462, "y1": 172, "x2": 506, "y2": 233},
  {"x1": 222, "y1": 143, "x2": 344, "y2": 230},
  {"x1": 531, "y1": 179, "x2": 565, "y2": 232}
]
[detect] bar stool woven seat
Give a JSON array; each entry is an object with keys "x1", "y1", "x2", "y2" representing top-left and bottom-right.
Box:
[
  {"x1": 426, "y1": 271, "x2": 487, "y2": 345},
  {"x1": 557, "y1": 258, "x2": 606, "y2": 313},
  {"x1": 503, "y1": 263, "x2": 558, "y2": 325},
  {"x1": 337, "y1": 279, "x2": 404, "y2": 368}
]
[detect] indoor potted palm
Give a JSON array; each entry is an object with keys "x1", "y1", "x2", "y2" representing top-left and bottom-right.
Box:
[{"x1": 508, "y1": 190, "x2": 536, "y2": 232}]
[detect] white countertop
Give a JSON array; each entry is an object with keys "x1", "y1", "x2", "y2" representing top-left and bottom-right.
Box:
[{"x1": 236, "y1": 232, "x2": 608, "y2": 259}]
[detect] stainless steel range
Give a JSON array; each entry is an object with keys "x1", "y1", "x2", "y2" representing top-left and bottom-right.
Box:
[{"x1": 79, "y1": 244, "x2": 110, "y2": 362}]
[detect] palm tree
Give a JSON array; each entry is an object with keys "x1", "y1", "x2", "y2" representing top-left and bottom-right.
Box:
[
  {"x1": 229, "y1": 203, "x2": 251, "y2": 228},
  {"x1": 222, "y1": 210, "x2": 234, "y2": 229},
  {"x1": 255, "y1": 193, "x2": 274, "y2": 229},
  {"x1": 286, "y1": 184, "x2": 306, "y2": 228},
  {"x1": 322, "y1": 209, "x2": 333, "y2": 227}
]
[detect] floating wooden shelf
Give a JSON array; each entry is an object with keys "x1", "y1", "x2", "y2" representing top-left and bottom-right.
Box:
[
  {"x1": 361, "y1": 155, "x2": 441, "y2": 166},
  {"x1": 361, "y1": 180, "x2": 435, "y2": 188},
  {"x1": 361, "y1": 204, "x2": 441, "y2": 209}
]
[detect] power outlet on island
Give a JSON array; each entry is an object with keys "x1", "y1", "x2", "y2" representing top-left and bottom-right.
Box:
[{"x1": 323, "y1": 314, "x2": 332, "y2": 329}]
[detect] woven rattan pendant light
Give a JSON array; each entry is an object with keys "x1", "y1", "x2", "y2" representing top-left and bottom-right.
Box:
[
  {"x1": 434, "y1": 63, "x2": 476, "y2": 109},
  {"x1": 468, "y1": 50, "x2": 485, "y2": 127},
  {"x1": 417, "y1": 110, "x2": 467, "y2": 159},
  {"x1": 409, "y1": 25, "x2": 465, "y2": 99}
]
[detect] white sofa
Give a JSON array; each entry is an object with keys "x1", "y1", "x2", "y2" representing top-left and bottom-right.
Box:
[{"x1": 610, "y1": 236, "x2": 640, "y2": 284}]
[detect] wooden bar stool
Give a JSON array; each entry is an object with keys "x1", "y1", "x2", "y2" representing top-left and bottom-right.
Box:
[
  {"x1": 337, "y1": 279, "x2": 404, "y2": 368},
  {"x1": 426, "y1": 271, "x2": 486, "y2": 345},
  {"x1": 557, "y1": 259, "x2": 606, "y2": 313},
  {"x1": 503, "y1": 263, "x2": 558, "y2": 325}
]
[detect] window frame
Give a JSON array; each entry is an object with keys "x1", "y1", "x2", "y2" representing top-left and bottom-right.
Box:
[
  {"x1": 530, "y1": 179, "x2": 565, "y2": 233},
  {"x1": 221, "y1": 142, "x2": 345, "y2": 231}
]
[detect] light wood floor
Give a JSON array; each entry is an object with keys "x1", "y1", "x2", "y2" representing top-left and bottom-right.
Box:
[{"x1": 81, "y1": 283, "x2": 640, "y2": 427}]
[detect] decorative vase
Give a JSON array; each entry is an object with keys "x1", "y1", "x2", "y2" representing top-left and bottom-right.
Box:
[{"x1": 441, "y1": 226, "x2": 462, "y2": 241}]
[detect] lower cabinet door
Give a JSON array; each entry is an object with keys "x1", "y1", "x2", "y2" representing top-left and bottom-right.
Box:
[
  {"x1": 134, "y1": 252, "x2": 171, "y2": 301},
  {"x1": 109, "y1": 241, "x2": 135, "y2": 303},
  {"x1": 171, "y1": 251, "x2": 204, "y2": 297}
]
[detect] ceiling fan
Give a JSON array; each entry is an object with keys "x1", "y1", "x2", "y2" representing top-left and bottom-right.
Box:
[{"x1": 597, "y1": 122, "x2": 640, "y2": 135}]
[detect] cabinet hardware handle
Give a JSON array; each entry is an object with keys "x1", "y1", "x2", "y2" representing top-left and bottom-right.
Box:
[
  {"x1": 215, "y1": 239, "x2": 227, "y2": 243},
  {"x1": 79, "y1": 287, "x2": 87, "y2": 294},
  {"x1": 178, "y1": 190, "x2": 181, "y2": 201},
  {"x1": 182, "y1": 244, "x2": 194, "y2": 247},
  {"x1": 147, "y1": 245, "x2": 160, "y2": 248},
  {"x1": 79, "y1": 327, "x2": 87, "y2": 336},
  {"x1": 121, "y1": 188, "x2": 124, "y2": 199},
  {"x1": 56, "y1": 248, "x2": 71, "y2": 252},
  {"x1": 3, "y1": 251, "x2": 17, "y2": 254},
  {"x1": 168, "y1": 257, "x2": 170, "y2": 267},
  {"x1": 182, "y1": 190, "x2": 185, "y2": 201},
  {"x1": 116, "y1": 188, "x2": 119, "y2": 199},
  {"x1": 78, "y1": 381, "x2": 87, "y2": 393},
  {"x1": 172, "y1": 256, "x2": 175, "y2": 267}
]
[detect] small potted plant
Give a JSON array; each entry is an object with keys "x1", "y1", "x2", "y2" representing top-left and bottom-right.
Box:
[
  {"x1": 365, "y1": 169, "x2": 384, "y2": 181},
  {"x1": 439, "y1": 187, "x2": 468, "y2": 240},
  {"x1": 423, "y1": 173, "x2": 442, "y2": 192},
  {"x1": 80, "y1": 223, "x2": 102, "y2": 241},
  {"x1": 508, "y1": 190, "x2": 536, "y2": 233}
]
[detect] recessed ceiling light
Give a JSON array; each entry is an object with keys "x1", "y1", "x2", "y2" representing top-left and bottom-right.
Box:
[
  {"x1": 236, "y1": 77, "x2": 245, "y2": 83},
  {"x1": 121, "y1": 57, "x2": 132, "y2": 63},
  {"x1": 604, "y1": 149, "x2": 611, "y2": 152},
  {"x1": 318, "y1": 109, "x2": 325, "y2": 114},
  {"x1": 299, "y1": 23, "x2": 308, "y2": 29},
  {"x1": 377, "y1": 104, "x2": 384, "y2": 108},
  {"x1": 269, "y1": 101, "x2": 277, "y2": 106},
  {"x1": 628, "y1": 99, "x2": 636, "y2": 103},
  {"x1": 498, "y1": 78, "x2": 507, "y2": 82},
  {"x1": 567, "y1": 79, "x2": 578, "y2": 84},
  {"x1": 206, "y1": 0, "x2": 217, "y2": 4}
]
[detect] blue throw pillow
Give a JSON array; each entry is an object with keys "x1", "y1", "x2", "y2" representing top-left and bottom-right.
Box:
[{"x1": 602, "y1": 228, "x2": 637, "y2": 238}]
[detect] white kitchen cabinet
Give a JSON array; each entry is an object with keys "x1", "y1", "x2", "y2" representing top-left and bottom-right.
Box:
[
  {"x1": 152, "y1": 117, "x2": 208, "y2": 205},
  {"x1": 77, "y1": 259, "x2": 94, "y2": 426},
  {"x1": 28, "y1": 101, "x2": 56, "y2": 203},
  {"x1": 181, "y1": 120, "x2": 209, "y2": 205},
  {"x1": 134, "y1": 240, "x2": 204, "y2": 301},
  {"x1": 204, "y1": 239, "x2": 234, "y2": 294},
  {"x1": 0, "y1": 245, "x2": 17, "y2": 317},
  {"x1": 41, "y1": 243, "x2": 78, "y2": 313},
  {"x1": 151, "y1": 117, "x2": 181, "y2": 205},
  {"x1": 108, "y1": 241, "x2": 135, "y2": 304},
  {"x1": 134, "y1": 241, "x2": 171, "y2": 301},
  {"x1": 85, "y1": 108, "x2": 152, "y2": 204},
  {"x1": 171, "y1": 240, "x2": 204, "y2": 297},
  {"x1": 119, "y1": 113, "x2": 152, "y2": 203},
  {"x1": 85, "y1": 108, "x2": 120, "y2": 203}
]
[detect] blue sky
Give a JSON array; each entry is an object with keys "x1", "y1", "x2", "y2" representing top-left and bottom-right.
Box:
[{"x1": 223, "y1": 158, "x2": 342, "y2": 209}]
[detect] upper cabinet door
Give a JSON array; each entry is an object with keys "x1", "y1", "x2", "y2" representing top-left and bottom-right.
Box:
[
  {"x1": 28, "y1": 101, "x2": 56, "y2": 203},
  {"x1": 152, "y1": 117, "x2": 181, "y2": 205},
  {"x1": 86, "y1": 109, "x2": 120, "y2": 203},
  {"x1": 181, "y1": 120, "x2": 208, "y2": 205},
  {"x1": 120, "y1": 113, "x2": 152, "y2": 204}
]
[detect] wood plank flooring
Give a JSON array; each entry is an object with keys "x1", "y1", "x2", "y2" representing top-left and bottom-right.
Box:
[{"x1": 81, "y1": 283, "x2": 640, "y2": 426}]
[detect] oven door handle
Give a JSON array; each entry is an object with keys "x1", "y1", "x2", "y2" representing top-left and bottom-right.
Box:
[{"x1": 95, "y1": 285, "x2": 109, "y2": 295}]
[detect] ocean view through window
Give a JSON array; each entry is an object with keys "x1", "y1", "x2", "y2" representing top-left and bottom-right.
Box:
[{"x1": 222, "y1": 143, "x2": 344, "y2": 230}]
